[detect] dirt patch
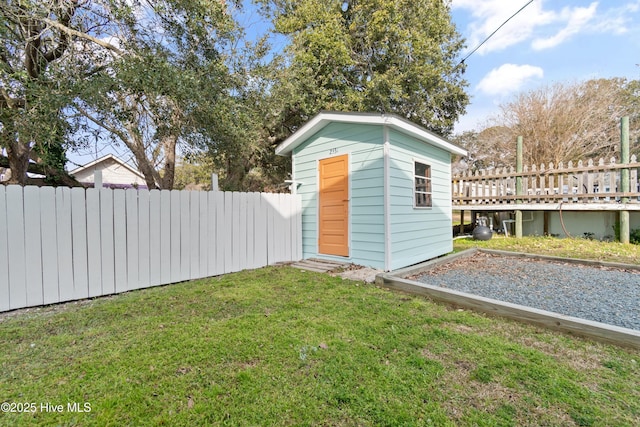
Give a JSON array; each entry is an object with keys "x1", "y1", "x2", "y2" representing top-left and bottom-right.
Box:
[
  {"x1": 0, "y1": 298, "x2": 103, "y2": 324},
  {"x1": 331, "y1": 266, "x2": 383, "y2": 283}
]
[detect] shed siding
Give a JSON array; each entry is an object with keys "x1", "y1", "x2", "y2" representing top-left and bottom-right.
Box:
[
  {"x1": 293, "y1": 123, "x2": 386, "y2": 269},
  {"x1": 388, "y1": 129, "x2": 453, "y2": 270}
]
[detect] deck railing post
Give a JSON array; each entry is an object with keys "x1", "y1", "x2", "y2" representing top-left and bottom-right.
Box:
[
  {"x1": 515, "y1": 136, "x2": 523, "y2": 238},
  {"x1": 620, "y1": 116, "x2": 630, "y2": 244}
]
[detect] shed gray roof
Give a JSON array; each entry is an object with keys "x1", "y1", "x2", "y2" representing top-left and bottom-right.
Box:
[{"x1": 275, "y1": 111, "x2": 467, "y2": 157}]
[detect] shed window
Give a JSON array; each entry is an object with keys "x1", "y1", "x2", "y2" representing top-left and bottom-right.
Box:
[{"x1": 414, "y1": 161, "x2": 432, "y2": 208}]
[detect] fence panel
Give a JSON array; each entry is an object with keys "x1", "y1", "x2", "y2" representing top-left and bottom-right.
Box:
[
  {"x1": 254, "y1": 193, "x2": 268, "y2": 268},
  {"x1": 71, "y1": 187, "x2": 89, "y2": 301},
  {"x1": 189, "y1": 191, "x2": 200, "y2": 280},
  {"x1": 7, "y1": 185, "x2": 27, "y2": 310},
  {"x1": 0, "y1": 187, "x2": 9, "y2": 312},
  {"x1": 159, "y1": 190, "x2": 172, "y2": 285},
  {"x1": 44, "y1": 188, "x2": 59, "y2": 302},
  {"x1": 198, "y1": 191, "x2": 209, "y2": 279},
  {"x1": 56, "y1": 188, "x2": 74, "y2": 302},
  {"x1": 170, "y1": 190, "x2": 181, "y2": 283},
  {"x1": 86, "y1": 189, "x2": 102, "y2": 297},
  {"x1": 214, "y1": 191, "x2": 225, "y2": 275},
  {"x1": 23, "y1": 186, "x2": 43, "y2": 307},
  {"x1": 149, "y1": 190, "x2": 162, "y2": 287},
  {"x1": 238, "y1": 193, "x2": 248, "y2": 272},
  {"x1": 100, "y1": 189, "x2": 116, "y2": 295},
  {"x1": 265, "y1": 193, "x2": 277, "y2": 264},
  {"x1": 0, "y1": 186, "x2": 301, "y2": 313},
  {"x1": 138, "y1": 190, "x2": 151, "y2": 290},
  {"x1": 114, "y1": 189, "x2": 128, "y2": 294},
  {"x1": 179, "y1": 191, "x2": 191, "y2": 282},
  {"x1": 231, "y1": 192, "x2": 241, "y2": 273},
  {"x1": 223, "y1": 192, "x2": 233, "y2": 273},
  {"x1": 115, "y1": 191, "x2": 128, "y2": 292}
]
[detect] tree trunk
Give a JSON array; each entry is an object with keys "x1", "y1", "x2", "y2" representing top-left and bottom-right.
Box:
[
  {"x1": 0, "y1": 155, "x2": 83, "y2": 187},
  {"x1": 5, "y1": 139, "x2": 31, "y2": 185},
  {"x1": 130, "y1": 148, "x2": 160, "y2": 190},
  {"x1": 124, "y1": 125, "x2": 159, "y2": 190},
  {"x1": 159, "y1": 135, "x2": 177, "y2": 190}
]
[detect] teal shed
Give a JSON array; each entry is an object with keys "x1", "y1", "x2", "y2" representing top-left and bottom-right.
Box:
[{"x1": 275, "y1": 112, "x2": 467, "y2": 271}]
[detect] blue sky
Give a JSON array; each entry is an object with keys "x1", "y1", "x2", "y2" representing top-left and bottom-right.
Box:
[{"x1": 451, "y1": 0, "x2": 640, "y2": 133}]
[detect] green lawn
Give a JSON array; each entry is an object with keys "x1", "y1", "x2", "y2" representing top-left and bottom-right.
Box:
[{"x1": 1, "y1": 238, "x2": 639, "y2": 426}]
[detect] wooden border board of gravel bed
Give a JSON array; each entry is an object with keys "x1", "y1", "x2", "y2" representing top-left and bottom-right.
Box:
[{"x1": 375, "y1": 248, "x2": 640, "y2": 350}]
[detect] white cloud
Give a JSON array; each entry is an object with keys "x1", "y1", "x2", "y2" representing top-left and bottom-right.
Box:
[
  {"x1": 532, "y1": 2, "x2": 597, "y2": 50},
  {"x1": 590, "y1": 0, "x2": 640, "y2": 34},
  {"x1": 452, "y1": 0, "x2": 555, "y2": 54},
  {"x1": 477, "y1": 64, "x2": 544, "y2": 96},
  {"x1": 452, "y1": 0, "x2": 638, "y2": 54}
]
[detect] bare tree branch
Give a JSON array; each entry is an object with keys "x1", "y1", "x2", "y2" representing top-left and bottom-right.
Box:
[
  {"x1": 480, "y1": 79, "x2": 633, "y2": 167},
  {"x1": 74, "y1": 104, "x2": 131, "y2": 146},
  {"x1": 41, "y1": 17, "x2": 125, "y2": 56}
]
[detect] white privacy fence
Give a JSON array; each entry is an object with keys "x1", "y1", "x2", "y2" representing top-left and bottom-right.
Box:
[{"x1": 0, "y1": 185, "x2": 302, "y2": 312}]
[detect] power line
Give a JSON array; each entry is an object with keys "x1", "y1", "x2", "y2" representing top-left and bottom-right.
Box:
[{"x1": 458, "y1": 0, "x2": 534, "y2": 66}]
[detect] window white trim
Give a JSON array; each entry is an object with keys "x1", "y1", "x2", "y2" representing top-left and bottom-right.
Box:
[{"x1": 413, "y1": 159, "x2": 432, "y2": 209}]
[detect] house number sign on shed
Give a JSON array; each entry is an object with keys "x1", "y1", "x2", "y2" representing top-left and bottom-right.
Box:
[{"x1": 329, "y1": 148, "x2": 338, "y2": 155}]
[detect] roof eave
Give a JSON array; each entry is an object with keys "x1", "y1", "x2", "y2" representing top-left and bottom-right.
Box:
[
  {"x1": 274, "y1": 112, "x2": 467, "y2": 157},
  {"x1": 69, "y1": 153, "x2": 145, "y2": 179}
]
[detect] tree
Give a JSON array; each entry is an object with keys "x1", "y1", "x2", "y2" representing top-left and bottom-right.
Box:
[
  {"x1": 72, "y1": 0, "x2": 241, "y2": 190},
  {"x1": 257, "y1": 0, "x2": 469, "y2": 138},
  {"x1": 0, "y1": 0, "x2": 83, "y2": 185},
  {"x1": 482, "y1": 79, "x2": 638, "y2": 167},
  {"x1": 1, "y1": 0, "x2": 243, "y2": 189},
  {"x1": 451, "y1": 126, "x2": 513, "y2": 173},
  {"x1": 177, "y1": 30, "x2": 295, "y2": 191}
]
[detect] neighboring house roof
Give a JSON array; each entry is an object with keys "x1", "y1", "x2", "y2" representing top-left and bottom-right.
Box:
[
  {"x1": 275, "y1": 111, "x2": 468, "y2": 157},
  {"x1": 69, "y1": 154, "x2": 146, "y2": 186}
]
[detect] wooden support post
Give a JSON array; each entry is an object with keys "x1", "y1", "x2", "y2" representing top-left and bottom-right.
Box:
[
  {"x1": 543, "y1": 211, "x2": 549, "y2": 236},
  {"x1": 459, "y1": 210, "x2": 465, "y2": 235},
  {"x1": 620, "y1": 116, "x2": 630, "y2": 244},
  {"x1": 515, "y1": 136, "x2": 523, "y2": 238}
]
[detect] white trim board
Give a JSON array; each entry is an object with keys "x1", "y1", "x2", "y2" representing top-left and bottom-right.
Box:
[{"x1": 275, "y1": 112, "x2": 467, "y2": 157}]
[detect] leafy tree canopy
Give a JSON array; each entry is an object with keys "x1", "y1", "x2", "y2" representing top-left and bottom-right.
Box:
[
  {"x1": 0, "y1": 0, "x2": 84, "y2": 185},
  {"x1": 70, "y1": 0, "x2": 242, "y2": 189},
  {"x1": 257, "y1": 0, "x2": 469, "y2": 138}
]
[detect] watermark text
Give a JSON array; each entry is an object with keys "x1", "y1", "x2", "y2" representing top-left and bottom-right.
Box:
[{"x1": 1, "y1": 401, "x2": 91, "y2": 413}]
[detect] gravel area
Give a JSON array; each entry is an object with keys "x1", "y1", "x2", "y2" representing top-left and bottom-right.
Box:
[{"x1": 412, "y1": 252, "x2": 640, "y2": 331}]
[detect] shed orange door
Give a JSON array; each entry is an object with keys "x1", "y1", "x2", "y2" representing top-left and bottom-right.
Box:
[{"x1": 318, "y1": 154, "x2": 349, "y2": 256}]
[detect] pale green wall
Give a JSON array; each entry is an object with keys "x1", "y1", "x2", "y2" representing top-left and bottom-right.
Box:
[
  {"x1": 292, "y1": 122, "x2": 386, "y2": 268},
  {"x1": 521, "y1": 211, "x2": 640, "y2": 240},
  {"x1": 291, "y1": 122, "x2": 455, "y2": 271},
  {"x1": 388, "y1": 129, "x2": 453, "y2": 270}
]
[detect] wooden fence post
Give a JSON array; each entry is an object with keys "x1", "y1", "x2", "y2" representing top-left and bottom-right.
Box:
[
  {"x1": 211, "y1": 173, "x2": 219, "y2": 191},
  {"x1": 94, "y1": 170, "x2": 103, "y2": 189},
  {"x1": 515, "y1": 136, "x2": 523, "y2": 238},
  {"x1": 620, "y1": 116, "x2": 630, "y2": 244}
]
